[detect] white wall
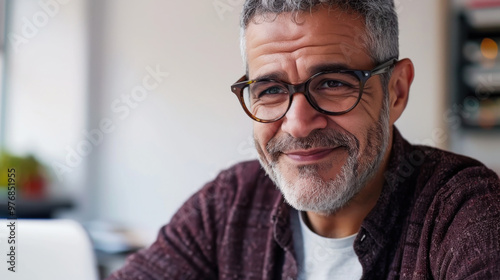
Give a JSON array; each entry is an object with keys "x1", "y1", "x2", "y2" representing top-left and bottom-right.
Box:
[
  {"x1": 3, "y1": 0, "x2": 88, "y2": 202},
  {"x1": 395, "y1": 0, "x2": 447, "y2": 148},
  {"x1": 90, "y1": 0, "x2": 255, "y2": 238}
]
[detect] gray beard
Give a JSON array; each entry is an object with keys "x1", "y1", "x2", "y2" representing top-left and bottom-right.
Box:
[{"x1": 255, "y1": 96, "x2": 390, "y2": 216}]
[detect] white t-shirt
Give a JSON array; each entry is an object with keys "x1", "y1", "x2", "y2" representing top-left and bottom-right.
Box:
[{"x1": 291, "y1": 210, "x2": 363, "y2": 280}]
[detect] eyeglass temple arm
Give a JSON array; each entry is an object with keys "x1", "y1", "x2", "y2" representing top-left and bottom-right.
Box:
[{"x1": 371, "y1": 58, "x2": 398, "y2": 75}]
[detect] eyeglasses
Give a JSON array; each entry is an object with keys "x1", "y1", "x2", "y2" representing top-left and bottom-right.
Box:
[{"x1": 230, "y1": 58, "x2": 398, "y2": 123}]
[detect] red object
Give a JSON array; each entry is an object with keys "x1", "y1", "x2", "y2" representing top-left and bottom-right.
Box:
[
  {"x1": 467, "y1": 0, "x2": 500, "y2": 9},
  {"x1": 23, "y1": 175, "x2": 45, "y2": 199}
]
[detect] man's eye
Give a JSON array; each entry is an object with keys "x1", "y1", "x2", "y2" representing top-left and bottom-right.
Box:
[
  {"x1": 259, "y1": 86, "x2": 286, "y2": 97},
  {"x1": 319, "y1": 80, "x2": 347, "y2": 89}
]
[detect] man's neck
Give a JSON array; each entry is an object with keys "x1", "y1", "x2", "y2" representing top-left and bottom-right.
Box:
[{"x1": 304, "y1": 186, "x2": 382, "y2": 238}]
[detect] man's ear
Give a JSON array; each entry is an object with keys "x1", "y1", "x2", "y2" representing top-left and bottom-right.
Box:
[{"x1": 388, "y1": 58, "x2": 414, "y2": 125}]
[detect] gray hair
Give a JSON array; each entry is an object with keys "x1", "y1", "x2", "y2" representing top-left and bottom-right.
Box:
[{"x1": 239, "y1": 0, "x2": 399, "y2": 92}]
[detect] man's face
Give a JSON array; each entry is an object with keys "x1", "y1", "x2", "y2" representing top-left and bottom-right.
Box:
[{"x1": 246, "y1": 7, "x2": 392, "y2": 215}]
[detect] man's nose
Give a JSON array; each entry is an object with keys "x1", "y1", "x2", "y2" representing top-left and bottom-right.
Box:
[{"x1": 281, "y1": 93, "x2": 328, "y2": 138}]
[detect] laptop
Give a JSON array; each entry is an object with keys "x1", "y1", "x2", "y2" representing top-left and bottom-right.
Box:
[{"x1": 0, "y1": 219, "x2": 99, "y2": 280}]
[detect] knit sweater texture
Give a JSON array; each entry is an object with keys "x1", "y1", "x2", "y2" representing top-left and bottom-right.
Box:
[{"x1": 108, "y1": 128, "x2": 500, "y2": 279}]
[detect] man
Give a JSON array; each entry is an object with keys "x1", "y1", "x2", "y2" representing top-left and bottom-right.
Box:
[{"x1": 108, "y1": 0, "x2": 500, "y2": 279}]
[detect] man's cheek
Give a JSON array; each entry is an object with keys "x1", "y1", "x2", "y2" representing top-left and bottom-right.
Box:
[
  {"x1": 253, "y1": 136, "x2": 269, "y2": 163},
  {"x1": 253, "y1": 126, "x2": 269, "y2": 151}
]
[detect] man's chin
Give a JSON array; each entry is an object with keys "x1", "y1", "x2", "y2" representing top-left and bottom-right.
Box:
[
  {"x1": 268, "y1": 159, "x2": 362, "y2": 214},
  {"x1": 281, "y1": 188, "x2": 345, "y2": 216},
  {"x1": 274, "y1": 160, "x2": 343, "y2": 184}
]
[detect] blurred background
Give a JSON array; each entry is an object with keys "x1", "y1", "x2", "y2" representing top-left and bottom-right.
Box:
[{"x1": 0, "y1": 0, "x2": 499, "y2": 278}]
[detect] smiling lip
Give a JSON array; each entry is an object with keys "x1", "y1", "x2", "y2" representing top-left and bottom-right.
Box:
[{"x1": 284, "y1": 147, "x2": 339, "y2": 163}]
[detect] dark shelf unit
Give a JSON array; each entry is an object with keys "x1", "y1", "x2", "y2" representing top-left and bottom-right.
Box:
[
  {"x1": 0, "y1": 197, "x2": 73, "y2": 219},
  {"x1": 453, "y1": 7, "x2": 500, "y2": 130}
]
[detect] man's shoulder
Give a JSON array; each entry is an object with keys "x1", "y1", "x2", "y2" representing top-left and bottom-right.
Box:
[
  {"x1": 193, "y1": 159, "x2": 281, "y2": 209},
  {"x1": 388, "y1": 130, "x2": 500, "y2": 212},
  {"x1": 385, "y1": 133, "x2": 500, "y2": 278},
  {"x1": 168, "y1": 159, "x2": 281, "y2": 234},
  {"x1": 401, "y1": 144, "x2": 500, "y2": 278},
  {"x1": 413, "y1": 143, "x2": 499, "y2": 189},
  {"x1": 208, "y1": 159, "x2": 273, "y2": 190},
  {"x1": 391, "y1": 129, "x2": 499, "y2": 192},
  {"x1": 401, "y1": 141, "x2": 500, "y2": 216},
  {"x1": 217, "y1": 159, "x2": 266, "y2": 182}
]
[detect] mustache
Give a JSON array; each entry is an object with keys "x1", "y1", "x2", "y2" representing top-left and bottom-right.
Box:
[{"x1": 266, "y1": 128, "x2": 360, "y2": 161}]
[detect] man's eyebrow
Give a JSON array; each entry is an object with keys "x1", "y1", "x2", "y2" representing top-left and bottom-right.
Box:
[
  {"x1": 250, "y1": 63, "x2": 356, "y2": 82},
  {"x1": 251, "y1": 72, "x2": 288, "y2": 82}
]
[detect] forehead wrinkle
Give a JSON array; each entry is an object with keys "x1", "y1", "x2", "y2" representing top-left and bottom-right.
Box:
[
  {"x1": 292, "y1": 42, "x2": 366, "y2": 71},
  {"x1": 246, "y1": 11, "x2": 370, "y2": 83},
  {"x1": 249, "y1": 42, "x2": 367, "y2": 82},
  {"x1": 249, "y1": 28, "x2": 360, "y2": 55},
  {"x1": 246, "y1": 16, "x2": 363, "y2": 53},
  {"x1": 248, "y1": 57, "x2": 299, "y2": 82}
]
